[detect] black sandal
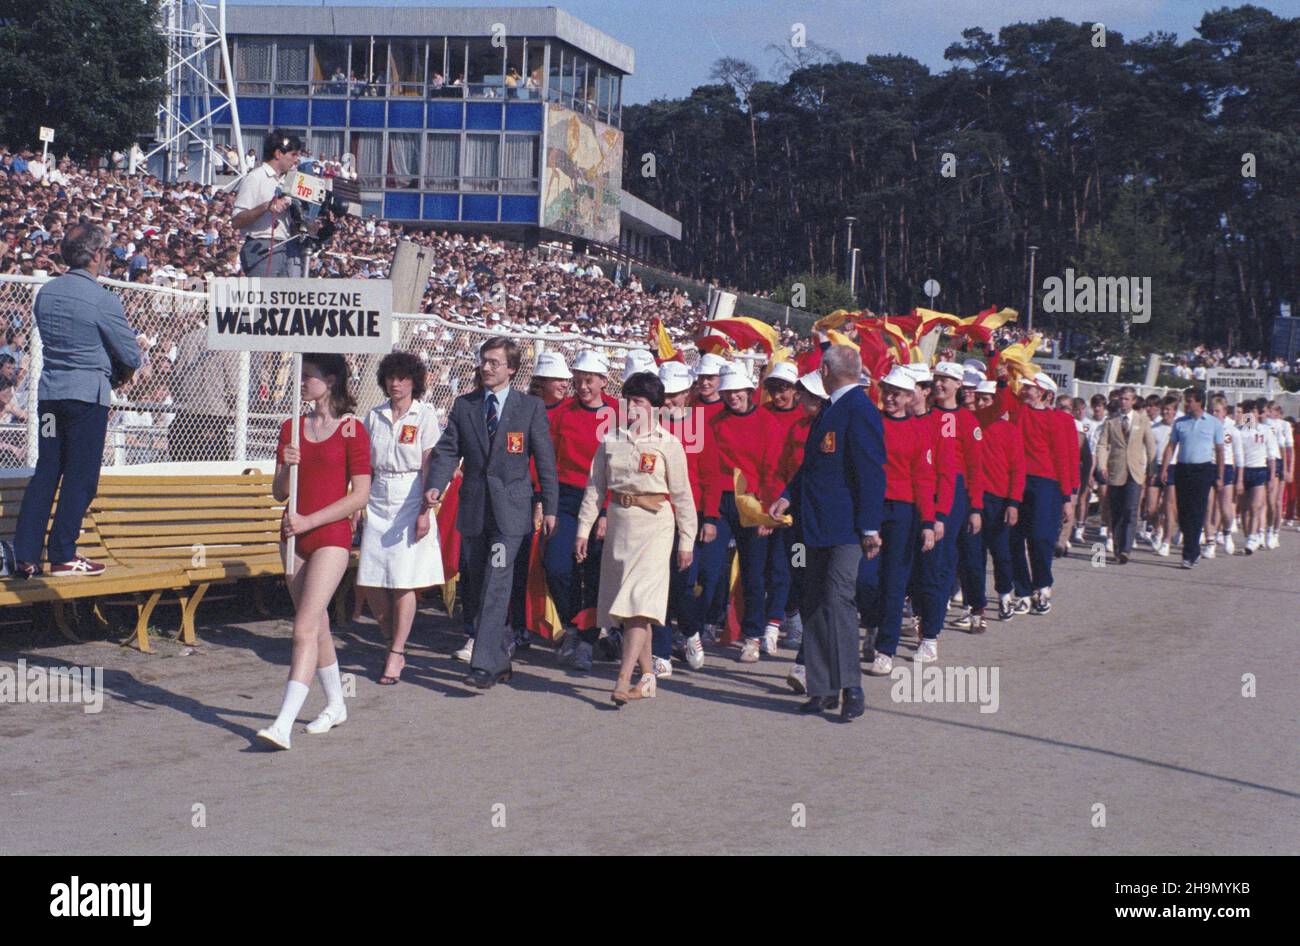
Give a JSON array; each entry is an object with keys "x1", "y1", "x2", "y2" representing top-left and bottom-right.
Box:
[{"x1": 378, "y1": 648, "x2": 406, "y2": 686}]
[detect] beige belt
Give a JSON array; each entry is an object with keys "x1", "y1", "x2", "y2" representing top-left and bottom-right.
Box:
[{"x1": 611, "y1": 491, "x2": 668, "y2": 512}]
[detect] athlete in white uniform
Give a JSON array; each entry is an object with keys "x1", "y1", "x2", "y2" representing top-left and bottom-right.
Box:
[
  {"x1": 1073, "y1": 393, "x2": 1108, "y2": 544},
  {"x1": 1206, "y1": 396, "x2": 1244, "y2": 556},
  {"x1": 1263, "y1": 403, "x2": 1294, "y2": 548},
  {"x1": 1146, "y1": 396, "x2": 1179, "y2": 556},
  {"x1": 1237, "y1": 398, "x2": 1279, "y2": 553}
]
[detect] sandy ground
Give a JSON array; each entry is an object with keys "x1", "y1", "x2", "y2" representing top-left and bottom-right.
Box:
[{"x1": 1, "y1": 536, "x2": 1297, "y2": 855}]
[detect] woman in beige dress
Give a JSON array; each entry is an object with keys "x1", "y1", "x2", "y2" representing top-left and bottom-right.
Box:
[{"x1": 575, "y1": 372, "x2": 697, "y2": 705}]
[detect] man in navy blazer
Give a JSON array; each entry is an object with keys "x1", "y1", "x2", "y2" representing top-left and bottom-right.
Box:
[
  {"x1": 425, "y1": 336, "x2": 558, "y2": 689},
  {"x1": 771, "y1": 346, "x2": 885, "y2": 720},
  {"x1": 13, "y1": 223, "x2": 141, "y2": 578}
]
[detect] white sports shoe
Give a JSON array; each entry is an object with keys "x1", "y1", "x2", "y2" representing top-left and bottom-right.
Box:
[
  {"x1": 1245, "y1": 534, "x2": 1259, "y2": 553},
  {"x1": 1012, "y1": 596, "x2": 1032, "y2": 615},
  {"x1": 255, "y1": 725, "x2": 291, "y2": 751},
  {"x1": 683, "y1": 633, "x2": 705, "y2": 670},
  {"x1": 1105, "y1": 536, "x2": 1114, "y2": 553},
  {"x1": 869, "y1": 654, "x2": 894, "y2": 676},
  {"x1": 952, "y1": 609, "x2": 973, "y2": 629},
  {"x1": 1098, "y1": 526, "x2": 1108, "y2": 539},
  {"x1": 1225, "y1": 534, "x2": 1236, "y2": 556},
  {"x1": 952, "y1": 588, "x2": 964, "y2": 607},
  {"x1": 738, "y1": 638, "x2": 761, "y2": 663},
  {"x1": 1071, "y1": 526, "x2": 1084, "y2": 544},
  {"x1": 915, "y1": 639, "x2": 938, "y2": 663},
  {"x1": 652, "y1": 656, "x2": 673, "y2": 679},
  {"x1": 1203, "y1": 543, "x2": 1216, "y2": 559},
  {"x1": 786, "y1": 663, "x2": 807, "y2": 694},
  {"x1": 305, "y1": 704, "x2": 347, "y2": 735},
  {"x1": 1157, "y1": 542, "x2": 1171, "y2": 557},
  {"x1": 762, "y1": 623, "x2": 780, "y2": 655},
  {"x1": 453, "y1": 636, "x2": 475, "y2": 662},
  {"x1": 1267, "y1": 530, "x2": 1280, "y2": 550}
]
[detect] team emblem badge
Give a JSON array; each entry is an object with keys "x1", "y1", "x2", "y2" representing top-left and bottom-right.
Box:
[
  {"x1": 506, "y1": 431, "x2": 524, "y2": 453},
  {"x1": 973, "y1": 426, "x2": 983, "y2": 441},
  {"x1": 639, "y1": 452, "x2": 657, "y2": 473},
  {"x1": 399, "y1": 424, "x2": 418, "y2": 444},
  {"x1": 821, "y1": 432, "x2": 836, "y2": 453}
]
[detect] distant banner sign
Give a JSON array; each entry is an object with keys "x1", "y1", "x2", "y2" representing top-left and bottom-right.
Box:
[
  {"x1": 1206, "y1": 368, "x2": 1268, "y2": 396},
  {"x1": 207, "y1": 278, "x2": 392, "y2": 353},
  {"x1": 1032, "y1": 357, "x2": 1075, "y2": 391}
]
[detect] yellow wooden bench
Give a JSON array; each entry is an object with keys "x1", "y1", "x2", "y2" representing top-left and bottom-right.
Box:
[{"x1": 0, "y1": 476, "x2": 190, "y2": 646}]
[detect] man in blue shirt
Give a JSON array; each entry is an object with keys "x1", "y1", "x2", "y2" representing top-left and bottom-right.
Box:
[
  {"x1": 11, "y1": 223, "x2": 141, "y2": 578},
  {"x1": 1159, "y1": 388, "x2": 1224, "y2": 568}
]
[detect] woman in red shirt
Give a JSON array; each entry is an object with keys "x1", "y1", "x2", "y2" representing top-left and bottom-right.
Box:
[{"x1": 257, "y1": 353, "x2": 372, "y2": 751}]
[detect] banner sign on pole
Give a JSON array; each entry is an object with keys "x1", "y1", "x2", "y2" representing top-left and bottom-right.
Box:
[
  {"x1": 1032, "y1": 356, "x2": 1075, "y2": 391},
  {"x1": 38, "y1": 126, "x2": 54, "y2": 143},
  {"x1": 207, "y1": 278, "x2": 393, "y2": 353},
  {"x1": 1206, "y1": 367, "x2": 1268, "y2": 401}
]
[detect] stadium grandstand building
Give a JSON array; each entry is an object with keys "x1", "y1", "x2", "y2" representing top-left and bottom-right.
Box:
[{"x1": 207, "y1": 4, "x2": 679, "y2": 256}]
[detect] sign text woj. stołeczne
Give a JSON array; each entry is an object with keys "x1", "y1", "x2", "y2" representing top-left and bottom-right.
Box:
[{"x1": 207, "y1": 278, "x2": 393, "y2": 353}]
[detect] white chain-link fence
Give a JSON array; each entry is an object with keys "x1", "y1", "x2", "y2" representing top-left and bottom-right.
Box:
[{"x1": 0, "y1": 274, "x2": 764, "y2": 469}]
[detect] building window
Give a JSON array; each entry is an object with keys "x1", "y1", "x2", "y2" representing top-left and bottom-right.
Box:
[
  {"x1": 389, "y1": 39, "x2": 424, "y2": 97},
  {"x1": 501, "y1": 135, "x2": 538, "y2": 193},
  {"x1": 466, "y1": 37, "x2": 504, "y2": 99},
  {"x1": 350, "y1": 131, "x2": 383, "y2": 189},
  {"x1": 386, "y1": 133, "x2": 421, "y2": 189},
  {"x1": 463, "y1": 134, "x2": 499, "y2": 191},
  {"x1": 235, "y1": 39, "x2": 272, "y2": 94},
  {"x1": 313, "y1": 39, "x2": 349, "y2": 95},
  {"x1": 276, "y1": 41, "x2": 309, "y2": 95},
  {"x1": 547, "y1": 45, "x2": 562, "y2": 103},
  {"x1": 424, "y1": 133, "x2": 459, "y2": 189},
  {"x1": 310, "y1": 130, "x2": 344, "y2": 165}
]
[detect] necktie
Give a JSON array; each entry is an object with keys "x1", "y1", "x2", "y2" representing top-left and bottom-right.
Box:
[
  {"x1": 485, "y1": 392, "x2": 498, "y2": 440},
  {"x1": 1122, "y1": 414, "x2": 1130, "y2": 437}
]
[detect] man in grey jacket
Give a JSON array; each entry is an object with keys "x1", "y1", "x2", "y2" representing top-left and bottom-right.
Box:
[
  {"x1": 12, "y1": 223, "x2": 141, "y2": 577},
  {"x1": 424, "y1": 337, "x2": 558, "y2": 690}
]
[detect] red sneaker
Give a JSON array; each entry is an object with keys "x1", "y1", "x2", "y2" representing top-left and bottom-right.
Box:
[{"x1": 49, "y1": 556, "x2": 106, "y2": 578}]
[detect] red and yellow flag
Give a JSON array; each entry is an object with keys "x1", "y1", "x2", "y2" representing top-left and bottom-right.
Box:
[
  {"x1": 702, "y1": 317, "x2": 780, "y2": 355},
  {"x1": 650, "y1": 317, "x2": 683, "y2": 364}
]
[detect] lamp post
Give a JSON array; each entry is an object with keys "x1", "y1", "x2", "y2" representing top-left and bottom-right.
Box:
[
  {"x1": 844, "y1": 216, "x2": 858, "y2": 287},
  {"x1": 1027, "y1": 244, "x2": 1039, "y2": 334}
]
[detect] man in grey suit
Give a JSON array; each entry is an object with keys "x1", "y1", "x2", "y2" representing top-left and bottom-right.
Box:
[
  {"x1": 1093, "y1": 386, "x2": 1156, "y2": 564},
  {"x1": 424, "y1": 337, "x2": 558, "y2": 689},
  {"x1": 13, "y1": 223, "x2": 141, "y2": 577}
]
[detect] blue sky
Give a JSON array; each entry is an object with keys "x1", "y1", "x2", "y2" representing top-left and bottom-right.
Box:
[{"x1": 233, "y1": 1, "x2": 1300, "y2": 104}]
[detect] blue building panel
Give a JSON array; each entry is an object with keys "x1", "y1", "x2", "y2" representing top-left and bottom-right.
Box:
[
  {"x1": 462, "y1": 194, "x2": 499, "y2": 222},
  {"x1": 504, "y1": 103, "x2": 543, "y2": 132},
  {"x1": 349, "y1": 99, "x2": 386, "y2": 128},
  {"x1": 236, "y1": 97, "x2": 271, "y2": 126},
  {"x1": 465, "y1": 102, "x2": 503, "y2": 130},
  {"x1": 272, "y1": 98, "x2": 310, "y2": 127},
  {"x1": 388, "y1": 101, "x2": 424, "y2": 129},
  {"x1": 500, "y1": 195, "x2": 539, "y2": 223},
  {"x1": 213, "y1": 102, "x2": 231, "y2": 124},
  {"x1": 422, "y1": 193, "x2": 460, "y2": 221},
  {"x1": 383, "y1": 192, "x2": 421, "y2": 220},
  {"x1": 427, "y1": 101, "x2": 463, "y2": 129},
  {"x1": 310, "y1": 98, "x2": 347, "y2": 127}
]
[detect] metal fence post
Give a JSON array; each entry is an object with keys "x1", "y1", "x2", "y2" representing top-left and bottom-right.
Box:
[
  {"x1": 25, "y1": 320, "x2": 42, "y2": 467},
  {"x1": 234, "y1": 350, "x2": 250, "y2": 461}
]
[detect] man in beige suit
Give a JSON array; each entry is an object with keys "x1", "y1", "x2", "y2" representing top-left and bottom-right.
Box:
[{"x1": 1094, "y1": 386, "x2": 1157, "y2": 563}]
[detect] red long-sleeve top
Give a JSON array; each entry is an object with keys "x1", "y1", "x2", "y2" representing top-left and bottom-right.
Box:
[
  {"x1": 882, "y1": 413, "x2": 937, "y2": 525},
  {"x1": 979, "y1": 415, "x2": 1026, "y2": 504},
  {"x1": 1011, "y1": 401, "x2": 1075, "y2": 496},
  {"x1": 664, "y1": 408, "x2": 704, "y2": 511},
  {"x1": 549, "y1": 393, "x2": 618, "y2": 489},
  {"x1": 765, "y1": 412, "x2": 815, "y2": 506},
  {"x1": 1055, "y1": 408, "x2": 1082, "y2": 494},
  {"x1": 699, "y1": 404, "x2": 774, "y2": 518},
  {"x1": 935, "y1": 404, "x2": 986, "y2": 511},
  {"x1": 914, "y1": 409, "x2": 957, "y2": 521}
]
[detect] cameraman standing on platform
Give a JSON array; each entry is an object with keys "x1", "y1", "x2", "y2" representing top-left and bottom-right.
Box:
[{"x1": 231, "y1": 130, "x2": 303, "y2": 277}]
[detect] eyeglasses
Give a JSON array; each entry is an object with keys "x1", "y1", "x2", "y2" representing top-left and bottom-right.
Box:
[{"x1": 480, "y1": 357, "x2": 507, "y2": 368}]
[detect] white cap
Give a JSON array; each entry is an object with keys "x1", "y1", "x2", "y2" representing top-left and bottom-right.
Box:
[
  {"x1": 622, "y1": 348, "x2": 658, "y2": 381},
  {"x1": 902, "y1": 363, "x2": 933, "y2": 384},
  {"x1": 933, "y1": 361, "x2": 964, "y2": 381},
  {"x1": 692, "y1": 352, "x2": 728, "y2": 377},
  {"x1": 764, "y1": 362, "x2": 798, "y2": 385},
  {"x1": 718, "y1": 361, "x2": 755, "y2": 391},
  {"x1": 881, "y1": 366, "x2": 917, "y2": 392},
  {"x1": 962, "y1": 369, "x2": 984, "y2": 387},
  {"x1": 797, "y1": 372, "x2": 828, "y2": 399},
  {"x1": 532, "y1": 351, "x2": 571, "y2": 380},
  {"x1": 571, "y1": 349, "x2": 610, "y2": 375},
  {"x1": 1033, "y1": 372, "x2": 1058, "y2": 394},
  {"x1": 659, "y1": 361, "x2": 693, "y2": 394},
  {"x1": 976, "y1": 379, "x2": 998, "y2": 396},
  {"x1": 963, "y1": 358, "x2": 987, "y2": 375}
]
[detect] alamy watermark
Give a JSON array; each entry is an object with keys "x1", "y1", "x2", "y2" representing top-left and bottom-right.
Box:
[
  {"x1": 1, "y1": 659, "x2": 104, "y2": 713},
  {"x1": 890, "y1": 663, "x2": 999, "y2": 713},
  {"x1": 1041, "y1": 268, "x2": 1151, "y2": 324}
]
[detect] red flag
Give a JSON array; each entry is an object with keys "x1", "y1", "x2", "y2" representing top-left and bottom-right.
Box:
[
  {"x1": 696, "y1": 334, "x2": 734, "y2": 357},
  {"x1": 702, "y1": 317, "x2": 780, "y2": 355},
  {"x1": 436, "y1": 471, "x2": 462, "y2": 581},
  {"x1": 650, "y1": 318, "x2": 684, "y2": 364}
]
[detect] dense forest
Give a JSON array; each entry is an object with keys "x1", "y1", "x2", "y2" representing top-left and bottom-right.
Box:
[{"x1": 621, "y1": 7, "x2": 1300, "y2": 354}]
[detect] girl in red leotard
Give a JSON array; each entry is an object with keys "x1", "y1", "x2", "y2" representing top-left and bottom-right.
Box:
[{"x1": 257, "y1": 353, "x2": 371, "y2": 751}]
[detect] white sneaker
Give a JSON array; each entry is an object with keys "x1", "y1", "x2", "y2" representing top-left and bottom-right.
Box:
[
  {"x1": 1071, "y1": 526, "x2": 1084, "y2": 544},
  {"x1": 952, "y1": 609, "x2": 973, "y2": 629},
  {"x1": 683, "y1": 633, "x2": 705, "y2": 670},
  {"x1": 305, "y1": 704, "x2": 347, "y2": 735},
  {"x1": 869, "y1": 654, "x2": 894, "y2": 675},
  {"x1": 1145, "y1": 530, "x2": 1161, "y2": 551},
  {"x1": 1012, "y1": 596, "x2": 1032, "y2": 615},
  {"x1": 255, "y1": 725, "x2": 291, "y2": 751},
  {"x1": 1105, "y1": 536, "x2": 1114, "y2": 553},
  {"x1": 652, "y1": 656, "x2": 673, "y2": 679},
  {"x1": 1267, "y1": 530, "x2": 1280, "y2": 550},
  {"x1": 1157, "y1": 542, "x2": 1171, "y2": 557},
  {"x1": 1098, "y1": 526, "x2": 1108, "y2": 539},
  {"x1": 762, "y1": 623, "x2": 780, "y2": 655},
  {"x1": 1203, "y1": 543, "x2": 1216, "y2": 559},
  {"x1": 1225, "y1": 534, "x2": 1236, "y2": 556},
  {"x1": 738, "y1": 638, "x2": 761, "y2": 663},
  {"x1": 1245, "y1": 534, "x2": 1259, "y2": 553},
  {"x1": 453, "y1": 636, "x2": 475, "y2": 662},
  {"x1": 915, "y1": 639, "x2": 938, "y2": 663},
  {"x1": 952, "y1": 588, "x2": 964, "y2": 607},
  {"x1": 786, "y1": 663, "x2": 807, "y2": 694}
]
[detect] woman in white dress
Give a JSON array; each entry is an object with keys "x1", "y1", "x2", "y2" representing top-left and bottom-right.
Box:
[
  {"x1": 360, "y1": 352, "x2": 444, "y2": 684},
  {"x1": 575, "y1": 372, "x2": 696, "y2": 705}
]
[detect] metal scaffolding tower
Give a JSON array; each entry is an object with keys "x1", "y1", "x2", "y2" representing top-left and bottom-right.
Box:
[{"x1": 146, "y1": 0, "x2": 244, "y2": 184}]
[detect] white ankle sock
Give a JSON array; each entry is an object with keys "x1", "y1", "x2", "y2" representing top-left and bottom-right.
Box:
[
  {"x1": 272, "y1": 680, "x2": 310, "y2": 732},
  {"x1": 317, "y1": 662, "x2": 345, "y2": 712}
]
